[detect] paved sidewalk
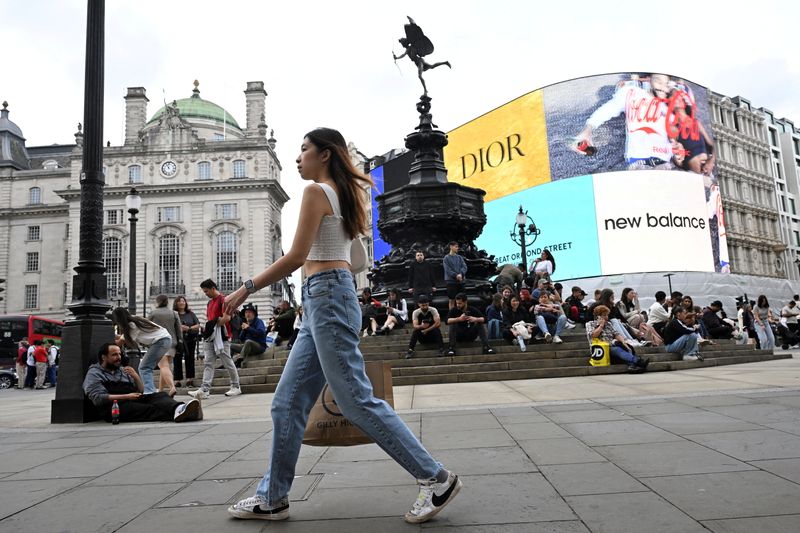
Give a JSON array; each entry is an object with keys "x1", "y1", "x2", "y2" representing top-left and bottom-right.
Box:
[{"x1": 2, "y1": 357, "x2": 800, "y2": 531}]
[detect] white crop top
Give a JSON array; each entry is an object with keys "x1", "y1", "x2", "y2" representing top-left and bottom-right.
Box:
[{"x1": 307, "y1": 183, "x2": 352, "y2": 263}]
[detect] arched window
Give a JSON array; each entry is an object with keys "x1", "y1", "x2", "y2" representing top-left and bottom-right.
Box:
[
  {"x1": 198, "y1": 161, "x2": 211, "y2": 180},
  {"x1": 232, "y1": 159, "x2": 246, "y2": 179},
  {"x1": 103, "y1": 237, "x2": 123, "y2": 295},
  {"x1": 128, "y1": 165, "x2": 142, "y2": 183},
  {"x1": 216, "y1": 231, "x2": 238, "y2": 292},
  {"x1": 159, "y1": 234, "x2": 181, "y2": 293},
  {"x1": 28, "y1": 187, "x2": 42, "y2": 205}
]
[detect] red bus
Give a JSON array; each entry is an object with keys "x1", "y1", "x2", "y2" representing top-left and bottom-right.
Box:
[{"x1": 0, "y1": 315, "x2": 64, "y2": 366}]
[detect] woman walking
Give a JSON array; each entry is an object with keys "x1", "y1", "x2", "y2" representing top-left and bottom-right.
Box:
[
  {"x1": 110, "y1": 307, "x2": 173, "y2": 395},
  {"x1": 224, "y1": 128, "x2": 461, "y2": 523}
]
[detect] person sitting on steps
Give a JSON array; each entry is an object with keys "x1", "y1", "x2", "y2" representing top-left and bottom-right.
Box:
[
  {"x1": 406, "y1": 295, "x2": 445, "y2": 358},
  {"x1": 231, "y1": 303, "x2": 268, "y2": 368},
  {"x1": 377, "y1": 288, "x2": 408, "y2": 336},
  {"x1": 446, "y1": 293, "x2": 495, "y2": 357},
  {"x1": 586, "y1": 305, "x2": 649, "y2": 373}
]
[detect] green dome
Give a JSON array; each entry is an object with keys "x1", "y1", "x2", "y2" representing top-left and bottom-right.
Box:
[{"x1": 148, "y1": 85, "x2": 241, "y2": 129}]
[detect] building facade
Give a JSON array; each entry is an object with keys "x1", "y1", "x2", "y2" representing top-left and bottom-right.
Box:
[{"x1": 0, "y1": 81, "x2": 291, "y2": 322}]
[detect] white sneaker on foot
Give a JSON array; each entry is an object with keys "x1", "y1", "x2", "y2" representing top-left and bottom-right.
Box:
[
  {"x1": 173, "y1": 398, "x2": 202, "y2": 423},
  {"x1": 565, "y1": 320, "x2": 577, "y2": 330},
  {"x1": 228, "y1": 495, "x2": 289, "y2": 520},
  {"x1": 683, "y1": 354, "x2": 700, "y2": 361},
  {"x1": 544, "y1": 333, "x2": 553, "y2": 343},
  {"x1": 404, "y1": 470, "x2": 462, "y2": 524},
  {"x1": 188, "y1": 388, "x2": 209, "y2": 400},
  {"x1": 225, "y1": 387, "x2": 242, "y2": 397},
  {"x1": 553, "y1": 335, "x2": 563, "y2": 344}
]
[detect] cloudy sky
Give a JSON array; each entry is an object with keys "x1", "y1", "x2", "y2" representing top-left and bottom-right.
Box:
[{"x1": 4, "y1": 0, "x2": 800, "y2": 283}]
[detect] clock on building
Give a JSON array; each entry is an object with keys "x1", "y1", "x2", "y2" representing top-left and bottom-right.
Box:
[{"x1": 160, "y1": 160, "x2": 177, "y2": 177}]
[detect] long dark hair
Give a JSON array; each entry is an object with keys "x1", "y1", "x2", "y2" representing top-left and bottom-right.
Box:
[
  {"x1": 173, "y1": 295, "x2": 191, "y2": 314},
  {"x1": 542, "y1": 249, "x2": 556, "y2": 273},
  {"x1": 757, "y1": 295, "x2": 769, "y2": 309},
  {"x1": 304, "y1": 128, "x2": 374, "y2": 239},
  {"x1": 620, "y1": 287, "x2": 636, "y2": 311},
  {"x1": 598, "y1": 288, "x2": 615, "y2": 308},
  {"x1": 110, "y1": 307, "x2": 160, "y2": 348}
]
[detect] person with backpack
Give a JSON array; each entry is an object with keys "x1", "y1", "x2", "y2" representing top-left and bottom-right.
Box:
[{"x1": 46, "y1": 339, "x2": 58, "y2": 387}]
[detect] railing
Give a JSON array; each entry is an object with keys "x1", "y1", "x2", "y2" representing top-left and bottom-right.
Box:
[{"x1": 149, "y1": 283, "x2": 186, "y2": 296}]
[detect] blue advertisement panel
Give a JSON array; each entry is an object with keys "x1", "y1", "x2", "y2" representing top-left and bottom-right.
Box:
[{"x1": 369, "y1": 165, "x2": 391, "y2": 262}]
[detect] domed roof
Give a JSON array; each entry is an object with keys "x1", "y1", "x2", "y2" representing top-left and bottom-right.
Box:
[
  {"x1": 147, "y1": 81, "x2": 241, "y2": 130},
  {"x1": 0, "y1": 101, "x2": 25, "y2": 139}
]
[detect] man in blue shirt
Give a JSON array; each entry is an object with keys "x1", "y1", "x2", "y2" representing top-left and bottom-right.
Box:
[
  {"x1": 442, "y1": 241, "x2": 467, "y2": 309},
  {"x1": 231, "y1": 303, "x2": 268, "y2": 368}
]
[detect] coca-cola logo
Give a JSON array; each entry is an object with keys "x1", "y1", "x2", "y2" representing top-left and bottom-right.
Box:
[{"x1": 624, "y1": 88, "x2": 701, "y2": 144}]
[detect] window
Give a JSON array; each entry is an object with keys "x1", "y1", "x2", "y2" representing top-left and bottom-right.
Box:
[
  {"x1": 794, "y1": 231, "x2": 800, "y2": 247},
  {"x1": 216, "y1": 231, "x2": 238, "y2": 292},
  {"x1": 65, "y1": 224, "x2": 69, "y2": 239},
  {"x1": 63, "y1": 283, "x2": 69, "y2": 304},
  {"x1": 157, "y1": 206, "x2": 182, "y2": 223},
  {"x1": 103, "y1": 237, "x2": 123, "y2": 293},
  {"x1": 26, "y1": 252, "x2": 39, "y2": 272},
  {"x1": 128, "y1": 165, "x2": 142, "y2": 183},
  {"x1": 232, "y1": 159, "x2": 246, "y2": 178},
  {"x1": 24, "y1": 285, "x2": 38, "y2": 309},
  {"x1": 159, "y1": 234, "x2": 181, "y2": 293},
  {"x1": 781, "y1": 196, "x2": 787, "y2": 212},
  {"x1": 43, "y1": 159, "x2": 58, "y2": 170},
  {"x1": 105, "y1": 209, "x2": 122, "y2": 225},
  {"x1": 198, "y1": 161, "x2": 211, "y2": 180},
  {"x1": 215, "y1": 203, "x2": 238, "y2": 220},
  {"x1": 212, "y1": 133, "x2": 224, "y2": 141},
  {"x1": 28, "y1": 187, "x2": 41, "y2": 205},
  {"x1": 63, "y1": 249, "x2": 69, "y2": 270},
  {"x1": 27, "y1": 226, "x2": 40, "y2": 241},
  {"x1": 791, "y1": 198, "x2": 797, "y2": 216}
]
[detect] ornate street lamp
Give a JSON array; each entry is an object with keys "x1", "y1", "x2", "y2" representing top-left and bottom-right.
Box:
[
  {"x1": 125, "y1": 187, "x2": 141, "y2": 315},
  {"x1": 509, "y1": 206, "x2": 540, "y2": 274}
]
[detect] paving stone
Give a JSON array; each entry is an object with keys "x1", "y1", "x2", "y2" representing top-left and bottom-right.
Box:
[
  {"x1": 422, "y1": 428, "x2": 517, "y2": 450},
  {"x1": 320, "y1": 443, "x2": 394, "y2": 462},
  {"x1": 536, "y1": 402, "x2": 603, "y2": 413},
  {"x1": 154, "y1": 432, "x2": 264, "y2": 454},
  {"x1": 0, "y1": 478, "x2": 91, "y2": 520},
  {"x1": 643, "y1": 470, "x2": 800, "y2": 520},
  {"x1": 489, "y1": 406, "x2": 549, "y2": 425},
  {"x1": 88, "y1": 451, "x2": 230, "y2": 485},
  {"x1": 636, "y1": 411, "x2": 763, "y2": 435},
  {"x1": 594, "y1": 441, "x2": 755, "y2": 477},
  {"x1": 25, "y1": 434, "x2": 121, "y2": 450},
  {"x1": 502, "y1": 422, "x2": 573, "y2": 440},
  {"x1": 517, "y1": 438, "x2": 606, "y2": 465},
  {"x1": 704, "y1": 403, "x2": 800, "y2": 424},
  {"x1": 566, "y1": 491, "x2": 707, "y2": 533},
  {"x1": 132, "y1": 424, "x2": 211, "y2": 436},
  {"x1": 560, "y1": 420, "x2": 684, "y2": 446},
  {"x1": 542, "y1": 408, "x2": 633, "y2": 424},
  {"x1": 689, "y1": 429, "x2": 800, "y2": 461},
  {"x1": 749, "y1": 457, "x2": 800, "y2": 484},
  {"x1": 8, "y1": 447, "x2": 90, "y2": 472},
  {"x1": 78, "y1": 433, "x2": 190, "y2": 453},
  {"x1": 673, "y1": 395, "x2": 760, "y2": 407},
  {"x1": 312, "y1": 459, "x2": 411, "y2": 489},
  {"x1": 157, "y1": 478, "x2": 253, "y2": 507},
  {"x1": 0, "y1": 482, "x2": 183, "y2": 532},
  {"x1": 540, "y1": 462, "x2": 646, "y2": 496},
  {"x1": 196, "y1": 420, "x2": 273, "y2": 435},
  {"x1": 762, "y1": 395, "x2": 800, "y2": 409},
  {"x1": 423, "y1": 522, "x2": 591, "y2": 532},
  {"x1": 0, "y1": 431, "x2": 78, "y2": 443},
  {"x1": 429, "y1": 446, "x2": 538, "y2": 475},
  {"x1": 701, "y1": 514, "x2": 800, "y2": 533},
  {"x1": 764, "y1": 420, "x2": 800, "y2": 435},
  {"x1": 609, "y1": 401, "x2": 701, "y2": 416},
  {"x1": 7, "y1": 451, "x2": 149, "y2": 480},
  {"x1": 421, "y1": 412, "x2": 502, "y2": 432}
]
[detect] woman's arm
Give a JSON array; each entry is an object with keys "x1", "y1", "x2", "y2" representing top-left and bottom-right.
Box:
[{"x1": 224, "y1": 185, "x2": 327, "y2": 314}]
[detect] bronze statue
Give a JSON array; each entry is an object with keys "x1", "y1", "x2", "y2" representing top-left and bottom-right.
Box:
[{"x1": 393, "y1": 16, "x2": 451, "y2": 96}]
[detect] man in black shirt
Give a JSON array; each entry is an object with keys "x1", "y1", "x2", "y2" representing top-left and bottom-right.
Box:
[
  {"x1": 702, "y1": 301, "x2": 733, "y2": 339},
  {"x1": 408, "y1": 250, "x2": 437, "y2": 302},
  {"x1": 446, "y1": 293, "x2": 495, "y2": 356},
  {"x1": 406, "y1": 295, "x2": 445, "y2": 358}
]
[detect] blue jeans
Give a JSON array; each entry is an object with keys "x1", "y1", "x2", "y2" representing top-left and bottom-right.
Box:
[
  {"x1": 138, "y1": 337, "x2": 171, "y2": 394},
  {"x1": 755, "y1": 322, "x2": 775, "y2": 350},
  {"x1": 256, "y1": 269, "x2": 441, "y2": 505},
  {"x1": 610, "y1": 345, "x2": 638, "y2": 365},
  {"x1": 487, "y1": 318, "x2": 503, "y2": 340},
  {"x1": 611, "y1": 318, "x2": 636, "y2": 341},
  {"x1": 665, "y1": 333, "x2": 699, "y2": 356},
  {"x1": 535, "y1": 314, "x2": 567, "y2": 337}
]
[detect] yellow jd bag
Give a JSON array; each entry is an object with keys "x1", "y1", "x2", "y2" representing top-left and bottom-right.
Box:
[
  {"x1": 589, "y1": 339, "x2": 610, "y2": 367},
  {"x1": 303, "y1": 360, "x2": 394, "y2": 447}
]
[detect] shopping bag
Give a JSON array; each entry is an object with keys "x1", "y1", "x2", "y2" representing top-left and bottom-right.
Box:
[
  {"x1": 589, "y1": 339, "x2": 610, "y2": 367},
  {"x1": 302, "y1": 361, "x2": 394, "y2": 446}
]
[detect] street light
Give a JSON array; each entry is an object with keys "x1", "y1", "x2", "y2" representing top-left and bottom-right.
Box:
[
  {"x1": 663, "y1": 272, "x2": 675, "y2": 295},
  {"x1": 126, "y1": 187, "x2": 141, "y2": 315},
  {"x1": 509, "y1": 206, "x2": 540, "y2": 274}
]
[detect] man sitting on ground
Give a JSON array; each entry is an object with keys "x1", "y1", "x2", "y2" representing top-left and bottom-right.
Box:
[
  {"x1": 647, "y1": 291, "x2": 672, "y2": 335},
  {"x1": 663, "y1": 308, "x2": 709, "y2": 361},
  {"x1": 446, "y1": 293, "x2": 495, "y2": 356},
  {"x1": 83, "y1": 343, "x2": 202, "y2": 423},
  {"x1": 231, "y1": 303, "x2": 268, "y2": 367},
  {"x1": 406, "y1": 295, "x2": 445, "y2": 358},
  {"x1": 702, "y1": 300, "x2": 734, "y2": 340}
]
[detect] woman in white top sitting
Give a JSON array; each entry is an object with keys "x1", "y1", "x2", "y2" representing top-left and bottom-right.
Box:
[
  {"x1": 222, "y1": 128, "x2": 461, "y2": 524},
  {"x1": 530, "y1": 249, "x2": 555, "y2": 282},
  {"x1": 377, "y1": 288, "x2": 408, "y2": 335},
  {"x1": 111, "y1": 307, "x2": 173, "y2": 396}
]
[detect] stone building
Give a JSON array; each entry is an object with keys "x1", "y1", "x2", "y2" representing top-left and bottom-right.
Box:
[{"x1": 0, "y1": 81, "x2": 291, "y2": 321}]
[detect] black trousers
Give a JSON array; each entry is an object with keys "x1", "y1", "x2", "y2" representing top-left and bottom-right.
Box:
[
  {"x1": 101, "y1": 392, "x2": 181, "y2": 423},
  {"x1": 173, "y1": 336, "x2": 197, "y2": 381},
  {"x1": 707, "y1": 324, "x2": 734, "y2": 339},
  {"x1": 409, "y1": 328, "x2": 444, "y2": 349},
  {"x1": 448, "y1": 324, "x2": 489, "y2": 349}
]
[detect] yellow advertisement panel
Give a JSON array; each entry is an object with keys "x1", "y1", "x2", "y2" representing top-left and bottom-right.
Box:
[{"x1": 443, "y1": 90, "x2": 550, "y2": 202}]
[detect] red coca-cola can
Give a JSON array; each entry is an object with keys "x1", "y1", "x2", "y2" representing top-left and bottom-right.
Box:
[{"x1": 576, "y1": 140, "x2": 597, "y2": 156}]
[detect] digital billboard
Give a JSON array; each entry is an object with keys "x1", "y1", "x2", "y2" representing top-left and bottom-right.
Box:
[{"x1": 371, "y1": 72, "x2": 728, "y2": 279}]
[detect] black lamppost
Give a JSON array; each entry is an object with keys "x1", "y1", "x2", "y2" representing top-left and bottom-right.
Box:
[
  {"x1": 126, "y1": 188, "x2": 141, "y2": 315},
  {"x1": 663, "y1": 272, "x2": 675, "y2": 295},
  {"x1": 509, "y1": 206, "x2": 540, "y2": 274},
  {"x1": 52, "y1": 0, "x2": 113, "y2": 423}
]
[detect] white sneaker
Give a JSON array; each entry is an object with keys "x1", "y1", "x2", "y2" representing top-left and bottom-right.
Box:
[
  {"x1": 225, "y1": 387, "x2": 242, "y2": 397},
  {"x1": 553, "y1": 335, "x2": 563, "y2": 344},
  {"x1": 565, "y1": 320, "x2": 577, "y2": 330},
  {"x1": 683, "y1": 354, "x2": 699, "y2": 361},
  {"x1": 188, "y1": 388, "x2": 209, "y2": 400},
  {"x1": 228, "y1": 495, "x2": 289, "y2": 521},
  {"x1": 544, "y1": 333, "x2": 553, "y2": 343},
  {"x1": 174, "y1": 398, "x2": 202, "y2": 423},
  {"x1": 404, "y1": 470, "x2": 463, "y2": 524}
]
